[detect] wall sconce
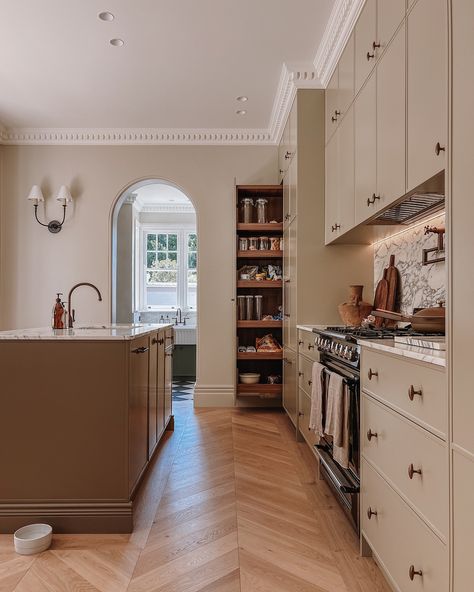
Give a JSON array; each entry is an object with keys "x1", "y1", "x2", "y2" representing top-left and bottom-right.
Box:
[{"x1": 27, "y1": 185, "x2": 73, "y2": 233}]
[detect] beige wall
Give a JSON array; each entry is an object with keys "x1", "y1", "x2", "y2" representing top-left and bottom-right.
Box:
[{"x1": 0, "y1": 145, "x2": 277, "y2": 403}]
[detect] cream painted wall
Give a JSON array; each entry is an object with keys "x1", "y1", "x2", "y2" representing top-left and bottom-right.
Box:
[{"x1": 0, "y1": 145, "x2": 277, "y2": 404}]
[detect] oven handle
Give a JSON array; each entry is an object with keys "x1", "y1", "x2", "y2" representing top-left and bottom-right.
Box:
[{"x1": 315, "y1": 445, "x2": 360, "y2": 494}]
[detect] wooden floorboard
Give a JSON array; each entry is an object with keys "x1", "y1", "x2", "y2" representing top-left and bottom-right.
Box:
[{"x1": 0, "y1": 400, "x2": 391, "y2": 592}]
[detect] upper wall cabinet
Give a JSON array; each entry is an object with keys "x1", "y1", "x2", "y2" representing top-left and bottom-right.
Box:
[
  {"x1": 325, "y1": 34, "x2": 354, "y2": 145},
  {"x1": 407, "y1": 0, "x2": 447, "y2": 191},
  {"x1": 355, "y1": 0, "x2": 405, "y2": 95},
  {"x1": 279, "y1": 100, "x2": 298, "y2": 182}
]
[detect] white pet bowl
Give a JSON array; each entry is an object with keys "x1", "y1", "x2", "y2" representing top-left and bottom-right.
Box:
[
  {"x1": 14, "y1": 523, "x2": 52, "y2": 555},
  {"x1": 239, "y1": 373, "x2": 261, "y2": 384}
]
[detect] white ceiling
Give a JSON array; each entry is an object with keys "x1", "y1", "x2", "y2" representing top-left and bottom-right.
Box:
[
  {"x1": 133, "y1": 183, "x2": 191, "y2": 205},
  {"x1": 0, "y1": 0, "x2": 334, "y2": 135}
]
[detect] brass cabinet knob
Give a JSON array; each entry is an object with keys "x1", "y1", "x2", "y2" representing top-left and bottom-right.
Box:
[
  {"x1": 152, "y1": 337, "x2": 158, "y2": 344},
  {"x1": 308, "y1": 379, "x2": 313, "y2": 386},
  {"x1": 409, "y1": 565, "x2": 423, "y2": 581},
  {"x1": 367, "y1": 193, "x2": 380, "y2": 206},
  {"x1": 408, "y1": 385, "x2": 423, "y2": 400},
  {"x1": 298, "y1": 411, "x2": 304, "y2": 417},
  {"x1": 367, "y1": 429, "x2": 378, "y2": 441},
  {"x1": 298, "y1": 339, "x2": 304, "y2": 346},
  {"x1": 368, "y1": 368, "x2": 378, "y2": 380},
  {"x1": 298, "y1": 371, "x2": 303, "y2": 377},
  {"x1": 372, "y1": 41, "x2": 381, "y2": 50},
  {"x1": 307, "y1": 343, "x2": 315, "y2": 350},
  {"x1": 331, "y1": 223, "x2": 341, "y2": 232},
  {"x1": 408, "y1": 463, "x2": 422, "y2": 479},
  {"x1": 367, "y1": 50, "x2": 375, "y2": 60},
  {"x1": 435, "y1": 142, "x2": 446, "y2": 155},
  {"x1": 367, "y1": 506, "x2": 377, "y2": 520}
]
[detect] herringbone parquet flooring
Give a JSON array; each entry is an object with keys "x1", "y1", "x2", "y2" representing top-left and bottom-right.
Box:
[{"x1": 0, "y1": 401, "x2": 390, "y2": 592}]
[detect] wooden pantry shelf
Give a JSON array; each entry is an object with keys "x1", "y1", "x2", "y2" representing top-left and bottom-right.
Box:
[
  {"x1": 237, "y1": 384, "x2": 282, "y2": 397},
  {"x1": 237, "y1": 250, "x2": 283, "y2": 259},
  {"x1": 237, "y1": 223, "x2": 283, "y2": 232},
  {"x1": 237, "y1": 352, "x2": 283, "y2": 360},
  {"x1": 237, "y1": 280, "x2": 282, "y2": 288},
  {"x1": 237, "y1": 320, "x2": 282, "y2": 328}
]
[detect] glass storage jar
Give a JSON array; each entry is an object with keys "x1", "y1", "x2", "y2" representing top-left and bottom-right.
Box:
[
  {"x1": 237, "y1": 295, "x2": 246, "y2": 320},
  {"x1": 254, "y1": 295, "x2": 263, "y2": 320},
  {"x1": 238, "y1": 236, "x2": 248, "y2": 251},
  {"x1": 245, "y1": 295, "x2": 254, "y2": 320},
  {"x1": 240, "y1": 198, "x2": 254, "y2": 223},
  {"x1": 255, "y1": 198, "x2": 268, "y2": 224},
  {"x1": 259, "y1": 236, "x2": 269, "y2": 250},
  {"x1": 270, "y1": 237, "x2": 281, "y2": 251},
  {"x1": 248, "y1": 237, "x2": 259, "y2": 250}
]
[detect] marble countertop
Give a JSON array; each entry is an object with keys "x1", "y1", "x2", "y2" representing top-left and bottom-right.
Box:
[
  {"x1": 297, "y1": 324, "x2": 326, "y2": 332},
  {"x1": 358, "y1": 338, "x2": 446, "y2": 368},
  {"x1": 0, "y1": 323, "x2": 174, "y2": 341}
]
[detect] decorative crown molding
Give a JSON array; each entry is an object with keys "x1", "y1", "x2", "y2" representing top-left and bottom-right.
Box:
[
  {"x1": 314, "y1": 0, "x2": 365, "y2": 87},
  {"x1": 268, "y1": 63, "x2": 322, "y2": 145}
]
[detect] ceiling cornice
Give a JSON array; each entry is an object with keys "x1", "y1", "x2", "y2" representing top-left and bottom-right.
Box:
[
  {"x1": 314, "y1": 0, "x2": 365, "y2": 87},
  {"x1": 0, "y1": 5, "x2": 361, "y2": 147}
]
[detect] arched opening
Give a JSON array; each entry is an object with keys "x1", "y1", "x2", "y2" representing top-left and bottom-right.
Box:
[{"x1": 111, "y1": 179, "x2": 198, "y2": 401}]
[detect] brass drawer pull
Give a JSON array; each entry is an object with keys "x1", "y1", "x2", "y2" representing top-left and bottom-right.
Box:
[
  {"x1": 367, "y1": 429, "x2": 378, "y2": 441},
  {"x1": 298, "y1": 339, "x2": 303, "y2": 346},
  {"x1": 367, "y1": 506, "x2": 377, "y2": 520},
  {"x1": 307, "y1": 344, "x2": 314, "y2": 350},
  {"x1": 298, "y1": 411, "x2": 304, "y2": 417},
  {"x1": 408, "y1": 464, "x2": 422, "y2": 479},
  {"x1": 132, "y1": 346, "x2": 149, "y2": 354},
  {"x1": 435, "y1": 142, "x2": 445, "y2": 156},
  {"x1": 367, "y1": 193, "x2": 380, "y2": 207},
  {"x1": 368, "y1": 368, "x2": 378, "y2": 380},
  {"x1": 298, "y1": 371, "x2": 303, "y2": 377},
  {"x1": 408, "y1": 385, "x2": 423, "y2": 400},
  {"x1": 331, "y1": 223, "x2": 341, "y2": 232},
  {"x1": 409, "y1": 565, "x2": 423, "y2": 581},
  {"x1": 308, "y1": 379, "x2": 313, "y2": 386},
  {"x1": 367, "y1": 50, "x2": 375, "y2": 60},
  {"x1": 152, "y1": 337, "x2": 158, "y2": 344}
]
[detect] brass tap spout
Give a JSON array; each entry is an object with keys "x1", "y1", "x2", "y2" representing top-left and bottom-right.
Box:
[{"x1": 67, "y1": 282, "x2": 103, "y2": 328}]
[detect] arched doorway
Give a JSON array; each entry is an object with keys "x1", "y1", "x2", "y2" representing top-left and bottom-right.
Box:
[{"x1": 111, "y1": 178, "x2": 198, "y2": 400}]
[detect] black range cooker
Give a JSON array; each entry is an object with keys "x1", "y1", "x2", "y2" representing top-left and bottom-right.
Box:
[{"x1": 311, "y1": 325, "x2": 443, "y2": 533}]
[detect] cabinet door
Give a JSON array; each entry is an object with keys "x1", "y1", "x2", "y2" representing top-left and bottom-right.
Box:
[
  {"x1": 288, "y1": 153, "x2": 297, "y2": 224},
  {"x1": 338, "y1": 106, "x2": 355, "y2": 234},
  {"x1": 377, "y1": 0, "x2": 405, "y2": 53},
  {"x1": 157, "y1": 331, "x2": 165, "y2": 437},
  {"x1": 325, "y1": 67, "x2": 339, "y2": 144},
  {"x1": 355, "y1": 72, "x2": 377, "y2": 225},
  {"x1": 283, "y1": 169, "x2": 290, "y2": 227},
  {"x1": 288, "y1": 98, "x2": 297, "y2": 158},
  {"x1": 338, "y1": 33, "x2": 355, "y2": 117},
  {"x1": 283, "y1": 347, "x2": 297, "y2": 426},
  {"x1": 283, "y1": 227, "x2": 291, "y2": 347},
  {"x1": 355, "y1": 0, "x2": 377, "y2": 93},
  {"x1": 129, "y1": 336, "x2": 149, "y2": 492},
  {"x1": 453, "y1": 450, "x2": 474, "y2": 591},
  {"x1": 376, "y1": 24, "x2": 406, "y2": 211},
  {"x1": 279, "y1": 119, "x2": 291, "y2": 178},
  {"x1": 325, "y1": 132, "x2": 339, "y2": 243},
  {"x1": 148, "y1": 334, "x2": 158, "y2": 458},
  {"x1": 407, "y1": 0, "x2": 447, "y2": 191},
  {"x1": 164, "y1": 345, "x2": 173, "y2": 426},
  {"x1": 288, "y1": 220, "x2": 297, "y2": 351}
]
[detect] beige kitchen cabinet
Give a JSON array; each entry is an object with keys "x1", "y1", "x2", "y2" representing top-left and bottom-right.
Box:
[
  {"x1": 283, "y1": 347, "x2": 297, "y2": 426},
  {"x1": 377, "y1": 0, "x2": 405, "y2": 55},
  {"x1": 325, "y1": 105, "x2": 355, "y2": 242},
  {"x1": 164, "y1": 328, "x2": 173, "y2": 427},
  {"x1": 376, "y1": 24, "x2": 406, "y2": 213},
  {"x1": 148, "y1": 333, "x2": 159, "y2": 458},
  {"x1": 156, "y1": 332, "x2": 166, "y2": 437},
  {"x1": 129, "y1": 335, "x2": 150, "y2": 493},
  {"x1": 0, "y1": 325, "x2": 173, "y2": 534},
  {"x1": 354, "y1": 72, "x2": 377, "y2": 225},
  {"x1": 354, "y1": 0, "x2": 376, "y2": 94},
  {"x1": 283, "y1": 221, "x2": 297, "y2": 352},
  {"x1": 283, "y1": 153, "x2": 297, "y2": 227},
  {"x1": 407, "y1": 0, "x2": 447, "y2": 191},
  {"x1": 278, "y1": 117, "x2": 290, "y2": 181},
  {"x1": 325, "y1": 68, "x2": 339, "y2": 144},
  {"x1": 452, "y1": 450, "x2": 474, "y2": 591}
]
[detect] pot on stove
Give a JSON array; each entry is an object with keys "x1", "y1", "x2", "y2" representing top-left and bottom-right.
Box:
[{"x1": 373, "y1": 301, "x2": 445, "y2": 333}]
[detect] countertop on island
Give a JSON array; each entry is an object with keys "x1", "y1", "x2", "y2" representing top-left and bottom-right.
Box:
[
  {"x1": 358, "y1": 338, "x2": 446, "y2": 368},
  {"x1": 0, "y1": 323, "x2": 174, "y2": 341}
]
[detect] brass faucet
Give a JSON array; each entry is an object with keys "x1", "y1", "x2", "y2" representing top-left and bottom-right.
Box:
[{"x1": 67, "y1": 282, "x2": 103, "y2": 328}]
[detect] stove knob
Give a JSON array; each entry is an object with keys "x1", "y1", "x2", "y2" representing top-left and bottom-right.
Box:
[{"x1": 343, "y1": 346, "x2": 350, "y2": 359}]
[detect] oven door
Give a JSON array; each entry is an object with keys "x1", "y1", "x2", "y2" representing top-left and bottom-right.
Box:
[{"x1": 314, "y1": 356, "x2": 360, "y2": 531}]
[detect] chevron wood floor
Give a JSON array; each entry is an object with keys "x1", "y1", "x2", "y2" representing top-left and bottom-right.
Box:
[{"x1": 0, "y1": 400, "x2": 390, "y2": 592}]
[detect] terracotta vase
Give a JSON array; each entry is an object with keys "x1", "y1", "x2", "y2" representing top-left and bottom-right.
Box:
[{"x1": 338, "y1": 285, "x2": 373, "y2": 327}]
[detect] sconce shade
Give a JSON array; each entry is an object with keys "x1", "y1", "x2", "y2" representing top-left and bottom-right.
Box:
[
  {"x1": 56, "y1": 185, "x2": 73, "y2": 203},
  {"x1": 27, "y1": 185, "x2": 44, "y2": 202}
]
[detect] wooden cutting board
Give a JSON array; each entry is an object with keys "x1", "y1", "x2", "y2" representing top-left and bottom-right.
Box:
[
  {"x1": 373, "y1": 269, "x2": 389, "y2": 327},
  {"x1": 385, "y1": 254, "x2": 399, "y2": 313}
]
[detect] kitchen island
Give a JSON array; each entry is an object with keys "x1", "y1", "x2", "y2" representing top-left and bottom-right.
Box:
[{"x1": 0, "y1": 323, "x2": 174, "y2": 533}]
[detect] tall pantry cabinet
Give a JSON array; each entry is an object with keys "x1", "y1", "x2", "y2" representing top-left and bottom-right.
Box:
[
  {"x1": 281, "y1": 89, "x2": 373, "y2": 428},
  {"x1": 450, "y1": 1, "x2": 474, "y2": 589}
]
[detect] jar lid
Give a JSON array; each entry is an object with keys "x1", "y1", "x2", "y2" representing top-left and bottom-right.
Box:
[
  {"x1": 254, "y1": 295, "x2": 263, "y2": 299},
  {"x1": 248, "y1": 236, "x2": 258, "y2": 240},
  {"x1": 241, "y1": 198, "x2": 254, "y2": 205},
  {"x1": 255, "y1": 198, "x2": 268, "y2": 204},
  {"x1": 259, "y1": 236, "x2": 269, "y2": 239}
]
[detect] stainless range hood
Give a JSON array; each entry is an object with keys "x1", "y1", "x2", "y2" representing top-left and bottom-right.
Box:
[{"x1": 367, "y1": 170, "x2": 445, "y2": 225}]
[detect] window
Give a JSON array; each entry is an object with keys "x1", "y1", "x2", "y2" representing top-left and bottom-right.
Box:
[{"x1": 140, "y1": 226, "x2": 197, "y2": 310}]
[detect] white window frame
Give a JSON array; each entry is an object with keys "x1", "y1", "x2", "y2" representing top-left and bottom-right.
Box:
[{"x1": 138, "y1": 223, "x2": 197, "y2": 312}]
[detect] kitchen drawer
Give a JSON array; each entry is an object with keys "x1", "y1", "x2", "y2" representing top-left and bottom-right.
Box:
[
  {"x1": 362, "y1": 394, "x2": 448, "y2": 539},
  {"x1": 361, "y1": 348, "x2": 446, "y2": 438},
  {"x1": 362, "y1": 459, "x2": 448, "y2": 592},
  {"x1": 297, "y1": 330, "x2": 318, "y2": 361},
  {"x1": 298, "y1": 354, "x2": 314, "y2": 397},
  {"x1": 298, "y1": 389, "x2": 318, "y2": 448}
]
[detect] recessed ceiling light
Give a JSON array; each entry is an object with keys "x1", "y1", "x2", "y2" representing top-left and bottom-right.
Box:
[
  {"x1": 236, "y1": 96, "x2": 248, "y2": 102},
  {"x1": 236, "y1": 110, "x2": 247, "y2": 116},
  {"x1": 98, "y1": 11, "x2": 114, "y2": 21},
  {"x1": 110, "y1": 38, "x2": 124, "y2": 47}
]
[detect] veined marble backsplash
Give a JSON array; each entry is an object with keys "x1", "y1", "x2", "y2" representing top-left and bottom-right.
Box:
[{"x1": 374, "y1": 214, "x2": 446, "y2": 315}]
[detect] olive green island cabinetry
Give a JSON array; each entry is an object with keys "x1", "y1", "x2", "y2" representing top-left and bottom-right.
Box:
[{"x1": 0, "y1": 323, "x2": 174, "y2": 533}]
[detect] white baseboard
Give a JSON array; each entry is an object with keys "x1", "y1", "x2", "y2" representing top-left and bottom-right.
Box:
[{"x1": 193, "y1": 384, "x2": 235, "y2": 407}]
